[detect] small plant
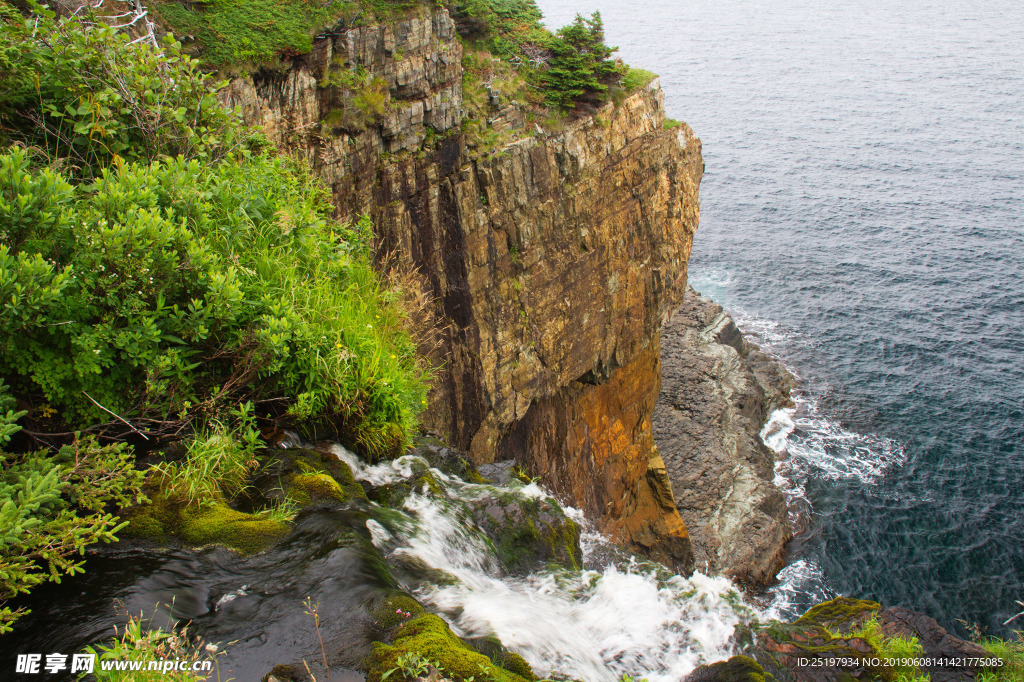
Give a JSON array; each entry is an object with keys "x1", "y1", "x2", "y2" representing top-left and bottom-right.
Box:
[
  {"x1": 381, "y1": 651, "x2": 437, "y2": 681},
  {"x1": 303, "y1": 597, "x2": 331, "y2": 682},
  {"x1": 832, "y1": 617, "x2": 927, "y2": 681},
  {"x1": 81, "y1": 609, "x2": 225, "y2": 681}
]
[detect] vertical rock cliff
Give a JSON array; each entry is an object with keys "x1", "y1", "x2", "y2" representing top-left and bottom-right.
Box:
[
  {"x1": 221, "y1": 4, "x2": 703, "y2": 569},
  {"x1": 655, "y1": 288, "x2": 795, "y2": 584}
]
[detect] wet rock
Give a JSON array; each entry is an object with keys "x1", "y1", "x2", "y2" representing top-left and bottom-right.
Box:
[
  {"x1": 245, "y1": 447, "x2": 369, "y2": 509},
  {"x1": 468, "y1": 491, "x2": 582, "y2": 575},
  {"x1": 750, "y1": 597, "x2": 991, "y2": 682},
  {"x1": 654, "y1": 287, "x2": 794, "y2": 585},
  {"x1": 686, "y1": 655, "x2": 767, "y2": 682},
  {"x1": 366, "y1": 594, "x2": 534, "y2": 682}
]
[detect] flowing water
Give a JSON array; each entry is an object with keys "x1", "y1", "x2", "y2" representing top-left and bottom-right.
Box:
[
  {"x1": 6, "y1": 445, "x2": 754, "y2": 680},
  {"x1": 536, "y1": 0, "x2": 1024, "y2": 637}
]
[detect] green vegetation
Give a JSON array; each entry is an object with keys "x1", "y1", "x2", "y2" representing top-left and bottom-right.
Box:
[
  {"x1": 0, "y1": 2, "x2": 428, "y2": 628},
  {"x1": 81, "y1": 611, "x2": 222, "y2": 681},
  {"x1": 979, "y1": 635, "x2": 1024, "y2": 682},
  {"x1": 837, "y1": 616, "x2": 928, "y2": 682},
  {"x1": 621, "y1": 67, "x2": 657, "y2": 93},
  {"x1": 151, "y1": 0, "x2": 427, "y2": 70},
  {"x1": 152, "y1": 0, "x2": 349, "y2": 70},
  {"x1": 367, "y1": 612, "x2": 532, "y2": 682},
  {"x1": 321, "y1": 63, "x2": 394, "y2": 131},
  {"x1": 541, "y1": 12, "x2": 618, "y2": 110},
  {"x1": 0, "y1": 393, "x2": 146, "y2": 633}
]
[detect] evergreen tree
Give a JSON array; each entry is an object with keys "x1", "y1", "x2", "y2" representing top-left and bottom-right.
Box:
[{"x1": 542, "y1": 11, "x2": 619, "y2": 110}]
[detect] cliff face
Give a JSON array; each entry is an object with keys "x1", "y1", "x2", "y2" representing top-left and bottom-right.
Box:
[
  {"x1": 221, "y1": 5, "x2": 702, "y2": 569},
  {"x1": 654, "y1": 288, "x2": 795, "y2": 584}
]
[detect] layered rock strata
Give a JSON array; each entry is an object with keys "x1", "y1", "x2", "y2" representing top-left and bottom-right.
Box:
[
  {"x1": 654, "y1": 287, "x2": 795, "y2": 584},
  {"x1": 221, "y1": 4, "x2": 702, "y2": 569}
]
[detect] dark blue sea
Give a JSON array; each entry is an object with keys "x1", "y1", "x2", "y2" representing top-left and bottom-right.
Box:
[{"x1": 539, "y1": 0, "x2": 1024, "y2": 637}]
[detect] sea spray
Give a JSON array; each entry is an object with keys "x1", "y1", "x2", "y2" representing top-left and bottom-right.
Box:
[{"x1": 332, "y1": 445, "x2": 753, "y2": 681}]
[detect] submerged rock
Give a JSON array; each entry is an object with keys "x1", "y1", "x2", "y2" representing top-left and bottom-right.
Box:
[{"x1": 654, "y1": 287, "x2": 795, "y2": 585}]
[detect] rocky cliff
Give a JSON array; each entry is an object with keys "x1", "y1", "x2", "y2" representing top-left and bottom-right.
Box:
[
  {"x1": 220, "y1": 3, "x2": 702, "y2": 569},
  {"x1": 654, "y1": 288, "x2": 796, "y2": 585}
]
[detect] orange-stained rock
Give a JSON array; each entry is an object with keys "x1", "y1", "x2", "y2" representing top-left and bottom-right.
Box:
[{"x1": 221, "y1": 4, "x2": 701, "y2": 567}]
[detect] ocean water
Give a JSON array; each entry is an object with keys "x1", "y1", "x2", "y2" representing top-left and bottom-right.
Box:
[{"x1": 537, "y1": 0, "x2": 1024, "y2": 636}]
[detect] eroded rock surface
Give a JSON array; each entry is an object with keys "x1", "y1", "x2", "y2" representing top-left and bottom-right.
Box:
[
  {"x1": 222, "y1": 2, "x2": 702, "y2": 569},
  {"x1": 654, "y1": 287, "x2": 795, "y2": 584}
]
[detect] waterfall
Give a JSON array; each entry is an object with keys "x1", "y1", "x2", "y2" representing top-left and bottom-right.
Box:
[{"x1": 333, "y1": 446, "x2": 755, "y2": 682}]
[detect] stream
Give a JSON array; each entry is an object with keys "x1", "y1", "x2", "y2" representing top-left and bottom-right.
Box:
[{"x1": 6, "y1": 443, "x2": 754, "y2": 681}]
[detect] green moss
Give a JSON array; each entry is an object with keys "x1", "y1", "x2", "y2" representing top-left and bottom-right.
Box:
[
  {"x1": 757, "y1": 598, "x2": 926, "y2": 682},
  {"x1": 664, "y1": 118, "x2": 681, "y2": 130},
  {"x1": 499, "y1": 652, "x2": 536, "y2": 681},
  {"x1": 366, "y1": 614, "x2": 529, "y2": 682},
  {"x1": 285, "y1": 472, "x2": 348, "y2": 505},
  {"x1": 370, "y1": 592, "x2": 427, "y2": 632},
  {"x1": 486, "y1": 499, "x2": 581, "y2": 574},
  {"x1": 179, "y1": 502, "x2": 288, "y2": 553},
  {"x1": 124, "y1": 486, "x2": 287, "y2": 554},
  {"x1": 796, "y1": 597, "x2": 882, "y2": 633},
  {"x1": 689, "y1": 655, "x2": 765, "y2": 682}
]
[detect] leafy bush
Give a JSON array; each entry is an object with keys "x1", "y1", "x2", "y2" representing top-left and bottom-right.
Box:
[
  {"x1": 0, "y1": 146, "x2": 426, "y2": 457},
  {"x1": 0, "y1": 3, "x2": 243, "y2": 178},
  {"x1": 0, "y1": 5, "x2": 427, "y2": 455},
  {"x1": 0, "y1": 383, "x2": 146, "y2": 633}
]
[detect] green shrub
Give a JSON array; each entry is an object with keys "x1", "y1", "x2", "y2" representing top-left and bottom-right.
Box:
[
  {"x1": 0, "y1": 145, "x2": 426, "y2": 457},
  {"x1": 0, "y1": 384, "x2": 146, "y2": 633},
  {"x1": 541, "y1": 12, "x2": 620, "y2": 111},
  {"x1": 621, "y1": 67, "x2": 657, "y2": 93},
  {"x1": 0, "y1": 3, "x2": 243, "y2": 179},
  {"x1": 0, "y1": 6, "x2": 427, "y2": 455}
]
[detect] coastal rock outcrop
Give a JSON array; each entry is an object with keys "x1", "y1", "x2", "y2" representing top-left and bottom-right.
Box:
[
  {"x1": 221, "y1": 3, "x2": 702, "y2": 570},
  {"x1": 654, "y1": 287, "x2": 796, "y2": 585}
]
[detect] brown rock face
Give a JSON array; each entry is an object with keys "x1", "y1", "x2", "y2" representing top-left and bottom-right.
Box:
[{"x1": 221, "y1": 5, "x2": 702, "y2": 568}]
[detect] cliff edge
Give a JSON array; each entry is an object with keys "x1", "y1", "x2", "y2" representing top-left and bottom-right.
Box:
[{"x1": 219, "y1": 2, "x2": 701, "y2": 569}]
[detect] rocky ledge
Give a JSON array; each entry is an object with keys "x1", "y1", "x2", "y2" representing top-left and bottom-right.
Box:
[{"x1": 654, "y1": 287, "x2": 797, "y2": 586}]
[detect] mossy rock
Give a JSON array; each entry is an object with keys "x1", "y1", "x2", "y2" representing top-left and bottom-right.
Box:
[
  {"x1": 368, "y1": 466, "x2": 446, "y2": 507},
  {"x1": 470, "y1": 494, "x2": 581, "y2": 575},
  {"x1": 794, "y1": 597, "x2": 882, "y2": 634},
  {"x1": 124, "y1": 487, "x2": 288, "y2": 554},
  {"x1": 686, "y1": 655, "x2": 767, "y2": 682},
  {"x1": 753, "y1": 598, "x2": 892, "y2": 681},
  {"x1": 246, "y1": 447, "x2": 368, "y2": 509},
  {"x1": 366, "y1": 613, "x2": 532, "y2": 682}
]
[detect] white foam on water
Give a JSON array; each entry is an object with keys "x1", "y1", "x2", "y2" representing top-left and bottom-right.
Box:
[
  {"x1": 762, "y1": 560, "x2": 836, "y2": 622},
  {"x1": 769, "y1": 394, "x2": 906, "y2": 490},
  {"x1": 357, "y1": 458, "x2": 754, "y2": 681}
]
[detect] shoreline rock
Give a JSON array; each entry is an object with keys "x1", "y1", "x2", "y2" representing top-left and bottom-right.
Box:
[{"x1": 654, "y1": 287, "x2": 796, "y2": 585}]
